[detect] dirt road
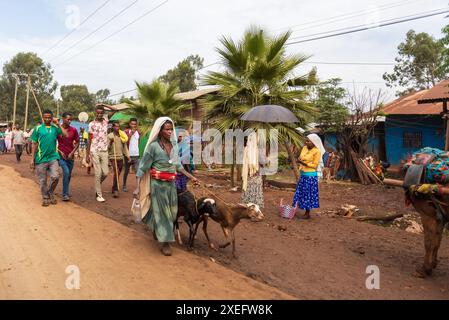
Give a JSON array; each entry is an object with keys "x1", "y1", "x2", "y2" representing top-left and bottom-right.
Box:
[
  {"x1": 1, "y1": 153, "x2": 449, "y2": 299},
  {"x1": 0, "y1": 165, "x2": 292, "y2": 300}
]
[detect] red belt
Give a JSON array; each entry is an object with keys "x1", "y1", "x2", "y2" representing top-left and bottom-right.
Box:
[{"x1": 150, "y1": 169, "x2": 176, "y2": 182}]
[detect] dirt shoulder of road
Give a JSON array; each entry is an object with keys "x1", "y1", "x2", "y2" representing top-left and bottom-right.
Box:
[{"x1": 0, "y1": 164, "x2": 293, "y2": 300}]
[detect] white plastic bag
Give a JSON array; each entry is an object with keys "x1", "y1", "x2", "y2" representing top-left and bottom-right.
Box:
[{"x1": 131, "y1": 199, "x2": 142, "y2": 223}]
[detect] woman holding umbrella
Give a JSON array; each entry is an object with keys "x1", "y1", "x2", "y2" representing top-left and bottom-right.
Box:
[{"x1": 293, "y1": 133, "x2": 325, "y2": 219}]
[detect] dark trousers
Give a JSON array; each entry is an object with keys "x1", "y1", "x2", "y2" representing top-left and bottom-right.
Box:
[
  {"x1": 123, "y1": 156, "x2": 140, "y2": 187},
  {"x1": 14, "y1": 144, "x2": 23, "y2": 162},
  {"x1": 110, "y1": 159, "x2": 124, "y2": 192},
  {"x1": 59, "y1": 159, "x2": 74, "y2": 197}
]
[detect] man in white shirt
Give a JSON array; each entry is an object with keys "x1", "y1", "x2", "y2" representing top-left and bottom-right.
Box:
[{"x1": 123, "y1": 118, "x2": 141, "y2": 192}]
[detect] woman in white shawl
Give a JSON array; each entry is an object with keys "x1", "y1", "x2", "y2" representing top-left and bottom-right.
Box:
[
  {"x1": 292, "y1": 133, "x2": 325, "y2": 219},
  {"x1": 241, "y1": 132, "x2": 266, "y2": 209},
  {"x1": 133, "y1": 117, "x2": 198, "y2": 256}
]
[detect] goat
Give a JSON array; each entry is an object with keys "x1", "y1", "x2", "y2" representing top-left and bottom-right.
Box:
[
  {"x1": 175, "y1": 191, "x2": 218, "y2": 249},
  {"x1": 197, "y1": 197, "x2": 264, "y2": 258}
]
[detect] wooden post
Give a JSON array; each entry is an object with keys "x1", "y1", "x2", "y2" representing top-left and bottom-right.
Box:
[
  {"x1": 444, "y1": 101, "x2": 449, "y2": 151},
  {"x1": 12, "y1": 75, "x2": 18, "y2": 127},
  {"x1": 24, "y1": 76, "x2": 30, "y2": 130}
]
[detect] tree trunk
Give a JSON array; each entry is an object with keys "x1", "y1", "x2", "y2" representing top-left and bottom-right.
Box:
[{"x1": 284, "y1": 141, "x2": 299, "y2": 181}]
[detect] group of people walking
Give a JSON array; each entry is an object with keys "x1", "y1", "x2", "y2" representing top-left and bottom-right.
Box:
[{"x1": 3, "y1": 107, "x2": 327, "y2": 256}]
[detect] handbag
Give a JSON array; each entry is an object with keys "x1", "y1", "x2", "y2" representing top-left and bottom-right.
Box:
[{"x1": 279, "y1": 198, "x2": 298, "y2": 219}]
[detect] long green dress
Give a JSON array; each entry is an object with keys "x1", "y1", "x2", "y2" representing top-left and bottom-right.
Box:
[{"x1": 136, "y1": 139, "x2": 182, "y2": 243}]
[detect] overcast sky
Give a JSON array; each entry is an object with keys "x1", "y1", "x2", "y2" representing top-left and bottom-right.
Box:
[{"x1": 0, "y1": 0, "x2": 448, "y2": 102}]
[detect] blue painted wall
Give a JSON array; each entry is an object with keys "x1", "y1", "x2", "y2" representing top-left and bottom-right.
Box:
[
  {"x1": 324, "y1": 132, "x2": 379, "y2": 154},
  {"x1": 385, "y1": 115, "x2": 445, "y2": 165}
]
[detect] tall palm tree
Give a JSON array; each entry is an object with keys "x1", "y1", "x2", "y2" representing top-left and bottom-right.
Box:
[
  {"x1": 202, "y1": 26, "x2": 318, "y2": 181},
  {"x1": 124, "y1": 79, "x2": 190, "y2": 134}
]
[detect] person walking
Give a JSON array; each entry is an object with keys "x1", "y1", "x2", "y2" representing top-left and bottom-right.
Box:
[
  {"x1": 11, "y1": 125, "x2": 25, "y2": 163},
  {"x1": 86, "y1": 105, "x2": 109, "y2": 203},
  {"x1": 30, "y1": 110, "x2": 68, "y2": 207},
  {"x1": 175, "y1": 130, "x2": 196, "y2": 194},
  {"x1": 108, "y1": 121, "x2": 131, "y2": 198},
  {"x1": 133, "y1": 117, "x2": 199, "y2": 256},
  {"x1": 5, "y1": 126, "x2": 12, "y2": 153},
  {"x1": 23, "y1": 128, "x2": 32, "y2": 155},
  {"x1": 0, "y1": 129, "x2": 6, "y2": 154},
  {"x1": 292, "y1": 133, "x2": 325, "y2": 220},
  {"x1": 57, "y1": 112, "x2": 80, "y2": 202},
  {"x1": 241, "y1": 132, "x2": 267, "y2": 209},
  {"x1": 123, "y1": 118, "x2": 141, "y2": 192}
]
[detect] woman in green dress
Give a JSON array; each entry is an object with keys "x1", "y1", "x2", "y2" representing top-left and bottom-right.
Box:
[{"x1": 133, "y1": 117, "x2": 198, "y2": 256}]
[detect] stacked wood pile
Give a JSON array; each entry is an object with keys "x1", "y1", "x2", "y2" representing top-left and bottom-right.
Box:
[{"x1": 350, "y1": 150, "x2": 383, "y2": 185}]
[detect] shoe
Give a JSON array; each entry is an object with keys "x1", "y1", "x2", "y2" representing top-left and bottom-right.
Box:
[
  {"x1": 49, "y1": 195, "x2": 57, "y2": 205},
  {"x1": 62, "y1": 195, "x2": 70, "y2": 202},
  {"x1": 42, "y1": 199, "x2": 50, "y2": 207},
  {"x1": 161, "y1": 243, "x2": 172, "y2": 256},
  {"x1": 96, "y1": 195, "x2": 106, "y2": 203},
  {"x1": 113, "y1": 191, "x2": 119, "y2": 198},
  {"x1": 123, "y1": 186, "x2": 127, "y2": 192}
]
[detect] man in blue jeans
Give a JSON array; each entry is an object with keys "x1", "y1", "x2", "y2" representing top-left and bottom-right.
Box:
[{"x1": 57, "y1": 112, "x2": 80, "y2": 201}]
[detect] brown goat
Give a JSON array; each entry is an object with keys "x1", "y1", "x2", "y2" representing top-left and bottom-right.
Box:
[{"x1": 197, "y1": 198, "x2": 264, "y2": 258}]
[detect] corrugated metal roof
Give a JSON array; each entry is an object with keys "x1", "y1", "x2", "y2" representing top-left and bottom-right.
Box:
[
  {"x1": 418, "y1": 79, "x2": 449, "y2": 103},
  {"x1": 174, "y1": 87, "x2": 219, "y2": 101},
  {"x1": 382, "y1": 89, "x2": 442, "y2": 115}
]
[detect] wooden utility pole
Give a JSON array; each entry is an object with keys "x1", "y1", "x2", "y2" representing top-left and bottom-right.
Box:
[
  {"x1": 12, "y1": 74, "x2": 18, "y2": 126},
  {"x1": 443, "y1": 101, "x2": 449, "y2": 151},
  {"x1": 24, "y1": 75, "x2": 30, "y2": 130}
]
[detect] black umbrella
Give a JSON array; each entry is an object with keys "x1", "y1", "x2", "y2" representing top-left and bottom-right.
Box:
[{"x1": 240, "y1": 105, "x2": 299, "y2": 123}]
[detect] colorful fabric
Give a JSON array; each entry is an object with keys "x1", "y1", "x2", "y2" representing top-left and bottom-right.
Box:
[
  {"x1": 57, "y1": 126, "x2": 79, "y2": 157},
  {"x1": 31, "y1": 124, "x2": 62, "y2": 164},
  {"x1": 241, "y1": 175, "x2": 264, "y2": 208},
  {"x1": 150, "y1": 168, "x2": 177, "y2": 182},
  {"x1": 408, "y1": 147, "x2": 449, "y2": 184},
  {"x1": 88, "y1": 119, "x2": 109, "y2": 152},
  {"x1": 293, "y1": 174, "x2": 320, "y2": 210}
]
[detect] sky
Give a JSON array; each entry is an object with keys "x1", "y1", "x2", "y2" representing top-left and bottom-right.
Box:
[{"x1": 0, "y1": 0, "x2": 448, "y2": 103}]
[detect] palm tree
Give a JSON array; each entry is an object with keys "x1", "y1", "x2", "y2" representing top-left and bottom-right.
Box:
[
  {"x1": 202, "y1": 26, "x2": 318, "y2": 182},
  {"x1": 124, "y1": 79, "x2": 190, "y2": 134}
]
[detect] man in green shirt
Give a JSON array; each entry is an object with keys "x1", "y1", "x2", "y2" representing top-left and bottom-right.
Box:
[{"x1": 31, "y1": 110, "x2": 68, "y2": 207}]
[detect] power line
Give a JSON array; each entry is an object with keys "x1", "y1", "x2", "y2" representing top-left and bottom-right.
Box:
[
  {"x1": 55, "y1": 0, "x2": 168, "y2": 68},
  {"x1": 304, "y1": 61, "x2": 395, "y2": 66},
  {"x1": 50, "y1": 0, "x2": 140, "y2": 63},
  {"x1": 42, "y1": 0, "x2": 112, "y2": 56},
  {"x1": 289, "y1": 7, "x2": 447, "y2": 41},
  {"x1": 286, "y1": 8, "x2": 449, "y2": 45},
  {"x1": 288, "y1": 0, "x2": 421, "y2": 34},
  {"x1": 107, "y1": 60, "x2": 219, "y2": 98}
]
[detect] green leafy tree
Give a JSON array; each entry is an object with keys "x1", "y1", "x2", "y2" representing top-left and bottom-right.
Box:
[
  {"x1": 60, "y1": 85, "x2": 94, "y2": 115},
  {"x1": 202, "y1": 26, "x2": 318, "y2": 182},
  {"x1": 94, "y1": 88, "x2": 114, "y2": 105},
  {"x1": 124, "y1": 80, "x2": 189, "y2": 134},
  {"x1": 159, "y1": 54, "x2": 204, "y2": 92},
  {"x1": 312, "y1": 78, "x2": 349, "y2": 132},
  {"x1": 0, "y1": 52, "x2": 58, "y2": 126},
  {"x1": 383, "y1": 30, "x2": 447, "y2": 96}
]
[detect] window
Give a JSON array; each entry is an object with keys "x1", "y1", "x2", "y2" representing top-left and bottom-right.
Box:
[{"x1": 403, "y1": 131, "x2": 422, "y2": 148}]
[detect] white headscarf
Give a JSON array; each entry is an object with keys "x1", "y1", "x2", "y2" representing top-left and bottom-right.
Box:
[
  {"x1": 139, "y1": 117, "x2": 178, "y2": 219},
  {"x1": 307, "y1": 134, "x2": 325, "y2": 158},
  {"x1": 307, "y1": 133, "x2": 325, "y2": 177}
]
